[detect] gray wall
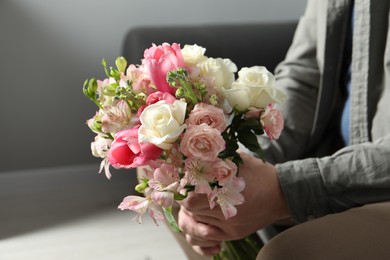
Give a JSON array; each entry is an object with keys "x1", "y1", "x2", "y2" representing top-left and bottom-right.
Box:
[{"x1": 0, "y1": 0, "x2": 307, "y2": 172}]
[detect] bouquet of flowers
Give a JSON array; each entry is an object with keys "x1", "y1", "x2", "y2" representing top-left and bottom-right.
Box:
[{"x1": 83, "y1": 43, "x2": 286, "y2": 259}]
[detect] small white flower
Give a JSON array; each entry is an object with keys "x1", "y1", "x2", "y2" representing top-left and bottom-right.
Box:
[{"x1": 91, "y1": 134, "x2": 112, "y2": 158}]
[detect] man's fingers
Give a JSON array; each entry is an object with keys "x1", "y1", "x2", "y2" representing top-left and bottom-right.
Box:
[
  {"x1": 185, "y1": 233, "x2": 221, "y2": 247},
  {"x1": 192, "y1": 245, "x2": 222, "y2": 257},
  {"x1": 180, "y1": 192, "x2": 210, "y2": 210},
  {"x1": 178, "y1": 207, "x2": 227, "y2": 241}
]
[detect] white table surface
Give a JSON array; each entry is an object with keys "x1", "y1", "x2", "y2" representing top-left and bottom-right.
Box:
[
  {"x1": 0, "y1": 209, "x2": 186, "y2": 260},
  {"x1": 0, "y1": 164, "x2": 186, "y2": 260}
]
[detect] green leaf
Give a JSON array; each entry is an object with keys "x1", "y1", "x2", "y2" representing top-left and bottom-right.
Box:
[
  {"x1": 102, "y1": 59, "x2": 110, "y2": 77},
  {"x1": 219, "y1": 140, "x2": 239, "y2": 159},
  {"x1": 238, "y1": 118, "x2": 264, "y2": 135},
  {"x1": 162, "y1": 207, "x2": 181, "y2": 233},
  {"x1": 237, "y1": 129, "x2": 264, "y2": 159}
]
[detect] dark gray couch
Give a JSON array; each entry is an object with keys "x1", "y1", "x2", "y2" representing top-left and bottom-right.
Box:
[{"x1": 122, "y1": 22, "x2": 297, "y2": 73}]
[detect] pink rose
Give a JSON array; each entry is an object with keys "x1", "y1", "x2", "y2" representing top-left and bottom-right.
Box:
[
  {"x1": 108, "y1": 127, "x2": 162, "y2": 169},
  {"x1": 261, "y1": 104, "x2": 284, "y2": 140},
  {"x1": 180, "y1": 124, "x2": 225, "y2": 161},
  {"x1": 142, "y1": 43, "x2": 187, "y2": 95},
  {"x1": 210, "y1": 158, "x2": 237, "y2": 186},
  {"x1": 186, "y1": 103, "x2": 227, "y2": 132},
  {"x1": 244, "y1": 107, "x2": 261, "y2": 119}
]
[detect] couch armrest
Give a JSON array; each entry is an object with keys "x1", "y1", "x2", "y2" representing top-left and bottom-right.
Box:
[{"x1": 122, "y1": 22, "x2": 297, "y2": 72}]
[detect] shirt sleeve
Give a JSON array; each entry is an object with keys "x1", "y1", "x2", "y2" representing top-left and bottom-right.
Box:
[{"x1": 276, "y1": 135, "x2": 390, "y2": 223}]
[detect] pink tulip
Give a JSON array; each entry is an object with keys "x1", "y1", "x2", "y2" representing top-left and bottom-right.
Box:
[
  {"x1": 108, "y1": 127, "x2": 162, "y2": 169},
  {"x1": 142, "y1": 43, "x2": 187, "y2": 94}
]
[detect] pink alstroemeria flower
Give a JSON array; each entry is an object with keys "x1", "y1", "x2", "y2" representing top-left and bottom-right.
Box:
[
  {"x1": 209, "y1": 177, "x2": 245, "y2": 219},
  {"x1": 118, "y1": 188, "x2": 164, "y2": 225},
  {"x1": 142, "y1": 43, "x2": 187, "y2": 95},
  {"x1": 122, "y1": 64, "x2": 152, "y2": 94},
  {"x1": 183, "y1": 159, "x2": 215, "y2": 195},
  {"x1": 101, "y1": 100, "x2": 139, "y2": 133},
  {"x1": 148, "y1": 163, "x2": 181, "y2": 209}
]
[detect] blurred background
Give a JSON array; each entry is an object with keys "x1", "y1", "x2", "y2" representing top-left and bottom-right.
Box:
[{"x1": 0, "y1": 0, "x2": 307, "y2": 259}]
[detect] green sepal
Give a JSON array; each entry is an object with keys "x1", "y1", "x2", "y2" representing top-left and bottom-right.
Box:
[
  {"x1": 162, "y1": 206, "x2": 181, "y2": 233},
  {"x1": 174, "y1": 193, "x2": 187, "y2": 201}
]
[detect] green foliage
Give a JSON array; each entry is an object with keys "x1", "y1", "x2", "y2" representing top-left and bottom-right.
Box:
[
  {"x1": 167, "y1": 68, "x2": 207, "y2": 107},
  {"x1": 219, "y1": 110, "x2": 265, "y2": 164},
  {"x1": 83, "y1": 78, "x2": 103, "y2": 110},
  {"x1": 162, "y1": 207, "x2": 181, "y2": 233}
]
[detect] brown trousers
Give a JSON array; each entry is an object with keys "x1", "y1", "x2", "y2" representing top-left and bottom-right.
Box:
[
  {"x1": 258, "y1": 202, "x2": 390, "y2": 260},
  {"x1": 170, "y1": 202, "x2": 390, "y2": 260}
]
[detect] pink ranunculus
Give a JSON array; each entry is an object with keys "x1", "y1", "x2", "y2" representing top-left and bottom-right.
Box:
[
  {"x1": 142, "y1": 43, "x2": 187, "y2": 95},
  {"x1": 261, "y1": 104, "x2": 284, "y2": 140},
  {"x1": 108, "y1": 127, "x2": 162, "y2": 169},
  {"x1": 146, "y1": 91, "x2": 177, "y2": 105},
  {"x1": 137, "y1": 91, "x2": 177, "y2": 117},
  {"x1": 180, "y1": 124, "x2": 225, "y2": 161},
  {"x1": 186, "y1": 102, "x2": 227, "y2": 132}
]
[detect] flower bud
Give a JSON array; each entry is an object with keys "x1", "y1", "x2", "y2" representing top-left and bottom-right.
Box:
[
  {"x1": 209, "y1": 94, "x2": 219, "y2": 106},
  {"x1": 176, "y1": 88, "x2": 185, "y2": 98},
  {"x1": 87, "y1": 115, "x2": 102, "y2": 133},
  {"x1": 135, "y1": 182, "x2": 148, "y2": 194},
  {"x1": 83, "y1": 78, "x2": 98, "y2": 98},
  {"x1": 115, "y1": 56, "x2": 127, "y2": 73},
  {"x1": 103, "y1": 84, "x2": 117, "y2": 96}
]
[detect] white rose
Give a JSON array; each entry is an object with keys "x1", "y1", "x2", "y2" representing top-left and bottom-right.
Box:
[
  {"x1": 181, "y1": 44, "x2": 207, "y2": 66},
  {"x1": 199, "y1": 57, "x2": 237, "y2": 94},
  {"x1": 138, "y1": 100, "x2": 187, "y2": 149},
  {"x1": 224, "y1": 66, "x2": 286, "y2": 111}
]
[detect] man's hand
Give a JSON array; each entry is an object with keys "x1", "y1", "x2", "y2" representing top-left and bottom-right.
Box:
[{"x1": 178, "y1": 152, "x2": 291, "y2": 256}]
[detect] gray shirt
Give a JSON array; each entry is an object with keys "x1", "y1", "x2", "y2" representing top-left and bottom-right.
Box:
[{"x1": 265, "y1": 0, "x2": 390, "y2": 222}]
